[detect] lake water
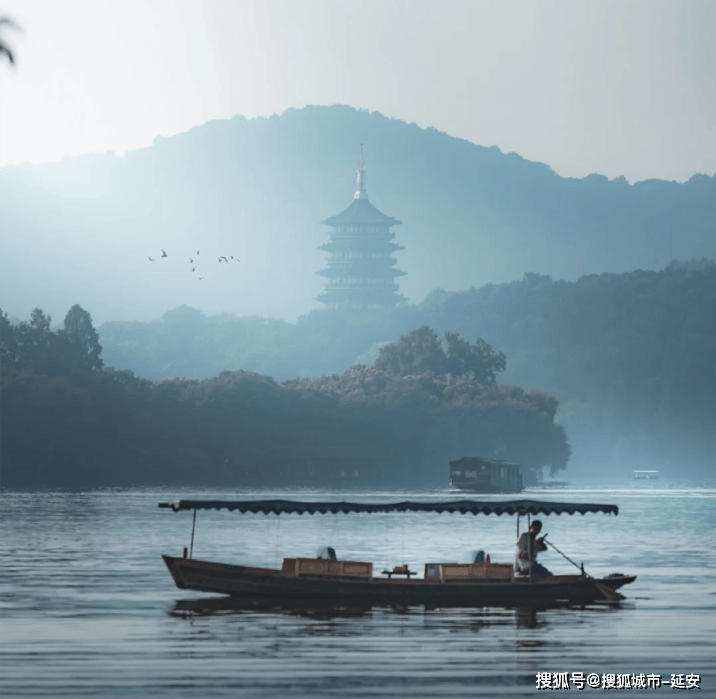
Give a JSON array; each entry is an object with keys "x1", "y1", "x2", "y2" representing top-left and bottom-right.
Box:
[{"x1": 2, "y1": 484, "x2": 715, "y2": 697}]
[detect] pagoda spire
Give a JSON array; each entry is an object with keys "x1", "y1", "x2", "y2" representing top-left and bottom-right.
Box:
[{"x1": 354, "y1": 144, "x2": 368, "y2": 199}]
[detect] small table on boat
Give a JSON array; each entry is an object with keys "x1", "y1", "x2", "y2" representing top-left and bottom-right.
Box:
[{"x1": 381, "y1": 565, "x2": 417, "y2": 579}]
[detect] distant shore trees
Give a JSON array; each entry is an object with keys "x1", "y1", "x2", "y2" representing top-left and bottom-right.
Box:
[
  {"x1": 0, "y1": 306, "x2": 569, "y2": 487},
  {"x1": 2, "y1": 305, "x2": 103, "y2": 376},
  {"x1": 371, "y1": 326, "x2": 506, "y2": 385}
]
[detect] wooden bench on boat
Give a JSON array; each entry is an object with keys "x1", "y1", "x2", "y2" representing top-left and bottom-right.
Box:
[
  {"x1": 281, "y1": 557, "x2": 373, "y2": 578},
  {"x1": 381, "y1": 565, "x2": 417, "y2": 579},
  {"x1": 425, "y1": 561, "x2": 514, "y2": 581}
]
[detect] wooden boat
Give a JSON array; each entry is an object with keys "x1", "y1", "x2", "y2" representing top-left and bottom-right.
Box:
[
  {"x1": 159, "y1": 499, "x2": 636, "y2": 606},
  {"x1": 449, "y1": 457, "x2": 524, "y2": 493}
]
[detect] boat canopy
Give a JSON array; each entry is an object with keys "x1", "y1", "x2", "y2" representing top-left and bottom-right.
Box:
[{"x1": 158, "y1": 499, "x2": 618, "y2": 516}]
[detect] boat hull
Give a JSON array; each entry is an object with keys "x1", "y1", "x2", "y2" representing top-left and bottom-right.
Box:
[{"x1": 162, "y1": 555, "x2": 635, "y2": 605}]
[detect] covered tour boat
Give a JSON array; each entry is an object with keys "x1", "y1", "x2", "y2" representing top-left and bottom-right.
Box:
[
  {"x1": 449, "y1": 458, "x2": 524, "y2": 493},
  {"x1": 159, "y1": 499, "x2": 636, "y2": 606}
]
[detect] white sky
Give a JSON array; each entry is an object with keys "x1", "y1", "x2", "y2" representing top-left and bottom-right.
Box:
[{"x1": 0, "y1": 0, "x2": 714, "y2": 183}]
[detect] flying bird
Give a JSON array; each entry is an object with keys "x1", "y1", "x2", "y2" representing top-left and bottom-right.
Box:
[
  {"x1": 220, "y1": 256, "x2": 228, "y2": 262},
  {"x1": 191, "y1": 267, "x2": 196, "y2": 272},
  {"x1": 197, "y1": 250, "x2": 200, "y2": 255},
  {"x1": 198, "y1": 277, "x2": 204, "y2": 280},
  {"x1": 161, "y1": 249, "x2": 168, "y2": 258},
  {"x1": 148, "y1": 257, "x2": 155, "y2": 261},
  {"x1": 189, "y1": 258, "x2": 193, "y2": 263},
  {"x1": 0, "y1": 17, "x2": 19, "y2": 65}
]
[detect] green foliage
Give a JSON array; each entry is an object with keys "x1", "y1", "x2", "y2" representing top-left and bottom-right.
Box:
[
  {"x1": 445, "y1": 332, "x2": 506, "y2": 384},
  {"x1": 285, "y1": 342, "x2": 568, "y2": 478},
  {"x1": 371, "y1": 327, "x2": 506, "y2": 386},
  {"x1": 3, "y1": 305, "x2": 103, "y2": 376},
  {"x1": 12, "y1": 308, "x2": 64, "y2": 375},
  {"x1": 0, "y1": 308, "x2": 17, "y2": 364},
  {"x1": 63, "y1": 304, "x2": 103, "y2": 372},
  {"x1": 2, "y1": 306, "x2": 568, "y2": 486},
  {"x1": 374, "y1": 326, "x2": 447, "y2": 376}
]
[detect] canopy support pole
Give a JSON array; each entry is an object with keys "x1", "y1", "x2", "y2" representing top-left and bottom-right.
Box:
[
  {"x1": 527, "y1": 512, "x2": 532, "y2": 584},
  {"x1": 189, "y1": 508, "x2": 197, "y2": 559}
]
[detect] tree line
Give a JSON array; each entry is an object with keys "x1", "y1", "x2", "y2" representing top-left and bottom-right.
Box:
[
  {"x1": 1, "y1": 306, "x2": 569, "y2": 487},
  {"x1": 95, "y1": 260, "x2": 716, "y2": 479}
]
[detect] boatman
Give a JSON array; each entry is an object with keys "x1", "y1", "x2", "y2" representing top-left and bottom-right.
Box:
[{"x1": 515, "y1": 520, "x2": 552, "y2": 576}]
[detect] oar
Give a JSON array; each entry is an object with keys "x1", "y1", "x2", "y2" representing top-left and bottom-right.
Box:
[{"x1": 543, "y1": 538, "x2": 626, "y2": 602}]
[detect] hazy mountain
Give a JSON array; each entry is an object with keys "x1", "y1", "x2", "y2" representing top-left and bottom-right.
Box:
[{"x1": 2, "y1": 105, "x2": 714, "y2": 325}]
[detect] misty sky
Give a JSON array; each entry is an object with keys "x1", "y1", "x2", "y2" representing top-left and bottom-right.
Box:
[{"x1": 1, "y1": 0, "x2": 714, "y2": 183}]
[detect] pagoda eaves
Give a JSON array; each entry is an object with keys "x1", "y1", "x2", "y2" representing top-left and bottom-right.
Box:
[
  {"x1": 316, "y1": 156, "x2": 406, "y2": 310},
  {"x1": 321, "y1": 198, "x2": 402, "y2": 227}
]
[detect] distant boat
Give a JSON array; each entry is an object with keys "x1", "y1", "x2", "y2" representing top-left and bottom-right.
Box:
[
  {"x1": 449, "y1": 457, "x2": 524, "y2": 493},
  {"x1": 537, "y1": 480, "x2": 570, "y2": 488},
  {"x1": 633, "y1": 470, "x2": 659, "y2": 480}
]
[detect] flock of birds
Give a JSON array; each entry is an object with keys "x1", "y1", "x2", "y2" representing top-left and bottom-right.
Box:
[{"x1": 148, "y1": 249, "x2": 240, "y2": 280}]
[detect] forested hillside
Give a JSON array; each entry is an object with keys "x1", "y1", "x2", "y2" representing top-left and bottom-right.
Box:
[
  {"x1": 420, "y1": 262, "x2": 716, "y2": 478},
  {"x1": 5, "y1": 261, "x2": 713, "y2": 486},
  {"x1": 98, "y1": 261, "x2": 716, "y2": 480},
  {"x1": 2, "y1": 105, "x2": 714, "y2": 324},
  {"x1": 1, "y1": 308, "x2": 568, "y2": 488}
]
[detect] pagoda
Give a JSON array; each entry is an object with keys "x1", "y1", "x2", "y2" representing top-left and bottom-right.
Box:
[{"x1": 316, "y1": 154, "x2": 405, "y2": 309}]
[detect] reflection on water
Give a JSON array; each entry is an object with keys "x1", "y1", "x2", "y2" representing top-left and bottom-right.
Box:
[
  {"x1": 172, "y1": 595, "x2": 378, "y2": 621},
  {"x1": 170, "y1": 595, "x2": 621, "y2": 630},
  {"x1": 1, "y1": 485, "x2": 715, "y2": 697}
]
